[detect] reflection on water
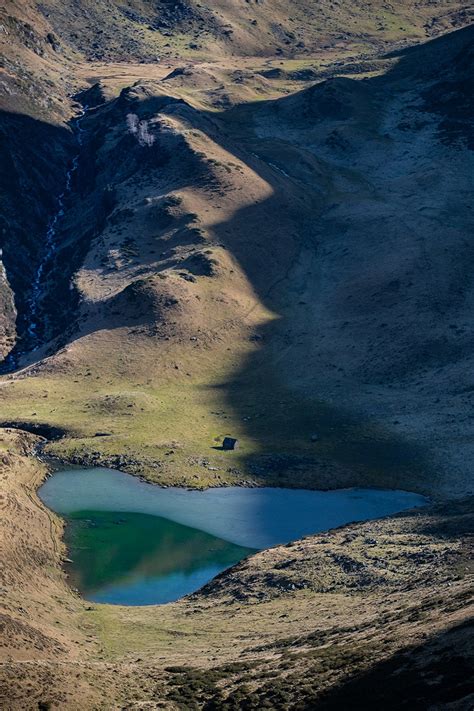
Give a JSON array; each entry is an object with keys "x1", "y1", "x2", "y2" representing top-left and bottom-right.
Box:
[
  {"x1": 65, "y1": 510, "x2": 255, "y2": 605},
  {"x1": 39, "y1": 467, "x2": 428, "y2": 605}
]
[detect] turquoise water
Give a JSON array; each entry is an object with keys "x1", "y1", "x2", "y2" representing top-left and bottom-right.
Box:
[
  {"x1": 63, "y1": 510, "x2": 255, "y2": 605},
  {"x1": 39, "y1": 467, "x2": 428, "y2": 605}
]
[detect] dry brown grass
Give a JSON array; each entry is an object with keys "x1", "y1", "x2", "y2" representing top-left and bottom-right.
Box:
[
  {"x1": 1, "y1": 7, "x2": 474, "y2": 708},
  {"x1": 0, "y1": 432, "x2": 472, "y2": 709}
]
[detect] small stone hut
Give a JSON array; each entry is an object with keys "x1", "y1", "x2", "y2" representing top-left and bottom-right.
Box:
[{"x1": 222, "y1": 437, "x2": 239, "y2": 451}]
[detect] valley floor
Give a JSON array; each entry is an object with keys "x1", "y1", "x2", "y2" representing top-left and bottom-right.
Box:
[{"x1": 0, "y1": 428, "x2": 472, "y2": 709}]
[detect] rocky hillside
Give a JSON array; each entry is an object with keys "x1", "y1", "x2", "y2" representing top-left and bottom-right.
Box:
[
  {"x1": 1, "y1": 3, "x2": 473, "y2": 709},
  {"x1": 10, "y1": 0, "x2": 474, "y2": 64},
  {"x1": 0, "y1": 257, "x2": 16, "y2": 359},
  {"x1": 1, "y1": 20, "x2": 473, "y2": 497},
  {"x1": 0, "y1": 431, "x2": 472, "y2": 709}
]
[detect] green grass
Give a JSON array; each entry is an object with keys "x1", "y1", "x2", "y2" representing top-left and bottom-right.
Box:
[{"x1": 0, "y1": 339, "x2": 431, "y2": 492}]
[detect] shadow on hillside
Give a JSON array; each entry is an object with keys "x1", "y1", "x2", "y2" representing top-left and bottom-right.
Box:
[
  {"x1": 312, "y1": 620, "x2": 474, "y2": 710},
  {"x1": 0, "y1": 110, "x2": 74, "y2": 370},
  {"x1": 411, "y1": 495, "x2": 474, "y2": 538},
  {"x1": 198, "y1": 25, "x2": 473, "y2": 489},
  {"x1": 2, "y1": 25, "x2": 473, "y2": 489}
]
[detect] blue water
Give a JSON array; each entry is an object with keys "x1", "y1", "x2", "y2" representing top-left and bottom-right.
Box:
[
  {"x1": 91, "y1": 563, "x2": 236, "y2": 606},
  {"x1": 39, "y1": 467, "x2": 428, "y2": 605}
]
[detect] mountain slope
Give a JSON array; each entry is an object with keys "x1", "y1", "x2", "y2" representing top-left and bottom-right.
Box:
[
  {"x1": 21, "y1": 0, "x2": 474, "y2": 61},
  {"x1": 1, "y1": 24, "x2": 473, "y2": 497},
  {"x1": 1, "y1": 5, "x2": 473, "y2": 710}
]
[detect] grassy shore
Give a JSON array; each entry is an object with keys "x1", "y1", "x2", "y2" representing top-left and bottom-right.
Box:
[{"x1": 1, "y1": 427, "x2": 472, "y2": 709}]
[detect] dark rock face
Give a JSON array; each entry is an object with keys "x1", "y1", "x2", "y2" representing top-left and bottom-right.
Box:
[
  {"x1": 75, "y1": 83, "x2": 107, "y2": 109},
  {"x1": 307, "y1": 77, "x2": 370, "y2": 121},
  {"x1": 0, "y1": 421, "x2": 68, "y2": 440},
  {"x1": 0, "y1": 112, "x2": 73, "y2": 356},
  {"x1": 421, "y1": 39, "x2": 474, "y2": 149},
  {"x1": 0, "y1": 260, "x2": 16, "y2": 359}
]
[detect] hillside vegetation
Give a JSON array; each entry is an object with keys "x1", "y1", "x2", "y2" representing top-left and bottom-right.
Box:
[
  {"x1": 0, "y1": 2, "x2": 473, "y2": 708},
  {"x1": 1, "y1": 430, "x2": 472, "y2": 708},
  {"x1": 0, "y1": 12, "x2": 473, "y2": 496}
]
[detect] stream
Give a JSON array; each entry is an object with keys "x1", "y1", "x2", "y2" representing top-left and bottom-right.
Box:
[
  {"x1": 1, "y1": 104, "x2": 90, "y2": 373},
  {"x1": 26, "y1": 105, "x2": 89, "y2": 350}
]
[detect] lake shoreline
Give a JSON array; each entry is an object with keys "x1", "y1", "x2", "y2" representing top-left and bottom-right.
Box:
[
  {"x1": 39, "y1": 465, "x2": 429, "y2": 605},
  {"x1": 1, "y1": 426, "x2": 472, "y2": 709},
  {"x1": 38, "y1": 447, "x2": 439, "y2": 500}
]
